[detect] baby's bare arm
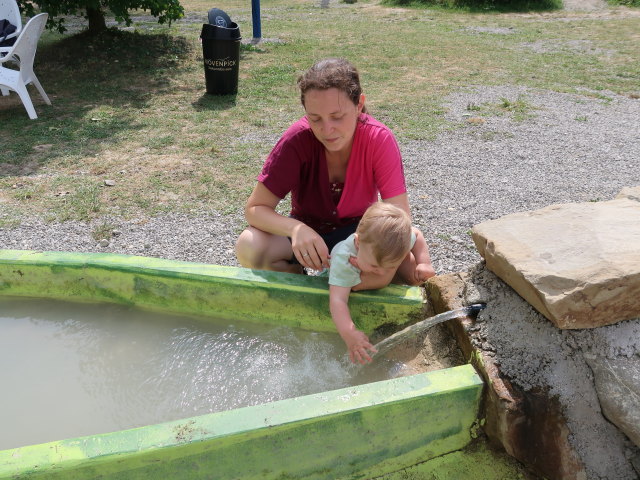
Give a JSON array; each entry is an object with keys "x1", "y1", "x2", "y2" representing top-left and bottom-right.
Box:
[{"x1": 329, "y1": 285, "x2": 376, "y2": 364}]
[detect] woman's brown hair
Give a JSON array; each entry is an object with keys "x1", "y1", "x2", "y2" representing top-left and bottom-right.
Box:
[{"x1": 297, "y1": 58, "x2": 367, "y2": 113}]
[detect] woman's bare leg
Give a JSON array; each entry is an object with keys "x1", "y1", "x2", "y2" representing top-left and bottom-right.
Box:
[{"x1": 235, "y1": 226, "x2": 303, "y2": 274}]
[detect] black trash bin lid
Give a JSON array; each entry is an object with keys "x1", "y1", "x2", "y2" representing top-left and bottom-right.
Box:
[
  {"x1": 208, "y1": 8, "x2": 232, "y2": 27},
  {"x1": 200, "y1": 22, "x2": 241, "y2": 40}
]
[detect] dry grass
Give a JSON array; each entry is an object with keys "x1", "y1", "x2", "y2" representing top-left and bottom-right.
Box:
[{"x1": 0, "y1": 0, "x2": 638, "y2": 225}]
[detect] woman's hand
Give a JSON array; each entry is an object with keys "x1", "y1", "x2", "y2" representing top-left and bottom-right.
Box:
[{"x1": 291, "y1": 223, "x2": 330, "y2": 271}]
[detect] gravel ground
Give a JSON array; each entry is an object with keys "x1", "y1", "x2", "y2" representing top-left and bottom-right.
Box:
[
  {"x1": 2, "y1": 85, "x2": 639, "y2": 271},
  {"x1": 2, "y1": 85, "x2": 640, "y2": 478}
]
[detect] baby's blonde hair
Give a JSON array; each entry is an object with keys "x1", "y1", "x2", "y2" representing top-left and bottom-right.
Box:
[{"x1": 356, "y1": 203, "x2": 412, "y2": 266}]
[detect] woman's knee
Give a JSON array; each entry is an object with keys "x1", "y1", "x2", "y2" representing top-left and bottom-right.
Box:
[
  {"x1": 235, "y1": 227, "x2": 293, "y2": 270},
  {"x1": 236, "y1": 228, "x2": 263, "y2": 268},
  {"x1": 234, "y1": 228, "x2": 259, "y2": 266}
]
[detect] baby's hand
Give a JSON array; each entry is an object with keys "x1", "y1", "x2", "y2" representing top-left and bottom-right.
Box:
[
  {"x1": 415, "y1": 263, "x2": 436, "y2": 283},
  {"x1": 342, "y1": 329, "x2": 377, "y2": 364}
]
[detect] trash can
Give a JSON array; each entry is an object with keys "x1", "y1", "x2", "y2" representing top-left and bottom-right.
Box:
[{"x1": 200, "y1": 8, "x2": 241, "y2": 95}]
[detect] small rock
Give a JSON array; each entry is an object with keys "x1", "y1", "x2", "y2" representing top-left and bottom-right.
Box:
[
  {"x1": 33, "y1": 144, "x2": 54, "y2": 152},
  {"x1": 482, "y1": 341, "x2": 496, "y2": 352},
  {"x1": 586, "y1": 354, "x2": 640, "y2": 448},
  {"x1": 112, "y1": 229, "x2": 122, "y2": 236},
  {"x1": 466, "y1": 117, "x2": 485, "y2": 125},
  {"x1": 99, "y1": 239, "x2": 110, "y2": 247},
  {"x1": 104, "y1": 180, "x2": 116, "y2": 187}
]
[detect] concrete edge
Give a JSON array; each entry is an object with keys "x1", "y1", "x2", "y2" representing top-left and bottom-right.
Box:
[{"x1": 0, "y1": 249, "x2": 425, "y2": 334}]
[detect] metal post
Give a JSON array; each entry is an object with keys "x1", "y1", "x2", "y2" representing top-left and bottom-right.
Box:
[{"x1": 251, "y1": 0, "x2": 261, "y2": 42}]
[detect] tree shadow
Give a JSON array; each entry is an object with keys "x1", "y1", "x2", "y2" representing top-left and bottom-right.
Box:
[{"x1": 0, "y1": 28, "x2": 208, "y2": 176}]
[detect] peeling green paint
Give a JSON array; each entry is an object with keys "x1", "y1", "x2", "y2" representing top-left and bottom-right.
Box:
[
  {"x1": 0, "y1": 249, "x2": 488, "y2": 479},
  {"x1": 0, "y1": 366, "x2": 483, "y2": 480},
  {"x1": 0, "y1": 250, "x2": 424, "y2": 334}
]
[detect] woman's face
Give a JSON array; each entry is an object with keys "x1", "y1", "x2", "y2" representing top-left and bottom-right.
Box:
[{"x1": 304, "y1": 88, "x2": 364, "y2": 155}]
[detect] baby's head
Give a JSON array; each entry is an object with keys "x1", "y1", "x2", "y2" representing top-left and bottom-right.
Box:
[{"x1": 355, "y1": 203, "x2": 412, "y2": 269}]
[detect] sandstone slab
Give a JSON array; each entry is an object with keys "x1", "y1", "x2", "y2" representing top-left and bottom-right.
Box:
[
  {"x1": 616, "y1": 185, "x2": 640, "y2": 202},
  {"x1": 471, "y1": 192, "x2": 640, "y2": 329}
]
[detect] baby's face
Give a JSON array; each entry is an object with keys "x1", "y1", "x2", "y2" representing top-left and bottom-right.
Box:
[{"x1": 353, "y1": 242, "x2": 403, "y2": 276}]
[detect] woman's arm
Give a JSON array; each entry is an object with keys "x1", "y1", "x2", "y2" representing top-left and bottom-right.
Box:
[
  {"x1": 244, "y1": 182, "x2": 329, "y2": 270},
  {"x1": 383, "y1": 193, "x2": 412, "y2": 219},
  {"x1": 245, "y1": 182, "x2": 302, "y2": 237}
]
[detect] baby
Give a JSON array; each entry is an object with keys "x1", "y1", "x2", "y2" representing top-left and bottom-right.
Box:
[{"x1": 328, "y1": 202, "x2": 434, "y2": 364}]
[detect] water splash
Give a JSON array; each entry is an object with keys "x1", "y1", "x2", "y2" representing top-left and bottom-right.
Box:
[{"x1": 0, "y1": 298, "x2": 406, "y2": 450}]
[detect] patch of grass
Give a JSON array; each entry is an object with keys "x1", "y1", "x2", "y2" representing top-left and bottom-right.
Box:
[
  {"x1": 57, "y1": 184, "x2": 103, "y2": 221},
  {"x1": 498, "y1": 96, "x2": 536, "y2": 121},
  {"x1": 0, "y1": 217, "x2": 21, "y2": 228},
  {"x1": 12, "y1": 185, "x2": 42, "y2": 202},
  {"x1": 607, "y1": 0, "x2": 640, "y2": 5},
  {"x1": 91, "y1": 222, "x2": 116, "y2": 241},
  {"x1": 463, "y1": 95, "x2": 537, "y2": 122},
  {"x1": 1, "y1": 0, "x2": 638, "y2": 222},
  {"x1": 383, "y1": 0, "x2": 562, "y2": 11},
  {"x1": 146, "y1": 135, "x2": 176, "y2": 149},
  {"x1": 592, "y1": 92, "x2": 614, "y2": 103}
]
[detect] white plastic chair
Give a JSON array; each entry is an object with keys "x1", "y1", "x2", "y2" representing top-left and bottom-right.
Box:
[
  {"x1": 0, "y1": 0, "x2": 22, "y2": 55},
  {"x1": 0, "y1": 13, "x2": 50, "y2": 119}
]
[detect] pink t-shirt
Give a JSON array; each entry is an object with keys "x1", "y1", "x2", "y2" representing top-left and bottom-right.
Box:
[{"x1": 258, "y1": 114, "x2": 406, "y2": 233}]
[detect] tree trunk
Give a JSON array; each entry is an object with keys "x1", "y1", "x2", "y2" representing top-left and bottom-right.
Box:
[{"x1": 86, "y1": 6, "x2": 107, "y2": 33}]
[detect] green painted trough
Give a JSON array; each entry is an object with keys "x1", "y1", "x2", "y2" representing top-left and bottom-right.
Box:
[{"x1": 0, "y1": 250, "x2": 484, "y2": 480}]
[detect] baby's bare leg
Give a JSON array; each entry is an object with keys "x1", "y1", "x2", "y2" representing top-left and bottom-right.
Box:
[{"x1": 392, "y1": 252, "x2": 421, "y2": 286}]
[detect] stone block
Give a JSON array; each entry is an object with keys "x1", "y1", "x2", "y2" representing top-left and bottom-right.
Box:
[
  {"x1": 616, "y1": 185, "x2": 640, "y2": 202},
  {"x1": 471, "y1": 194, "x2": 640, "y2": 329},
  {"x1": 585, "y1": 354, "x2": 640, "y2": 448},
  {"x1": 425, "y1": 272, "x2": 587, "y2": 480}
]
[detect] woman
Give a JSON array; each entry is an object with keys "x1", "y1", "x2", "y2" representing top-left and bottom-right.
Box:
[{"x1": 235, "y1": 58, "x2": 435, "y2": 284}]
